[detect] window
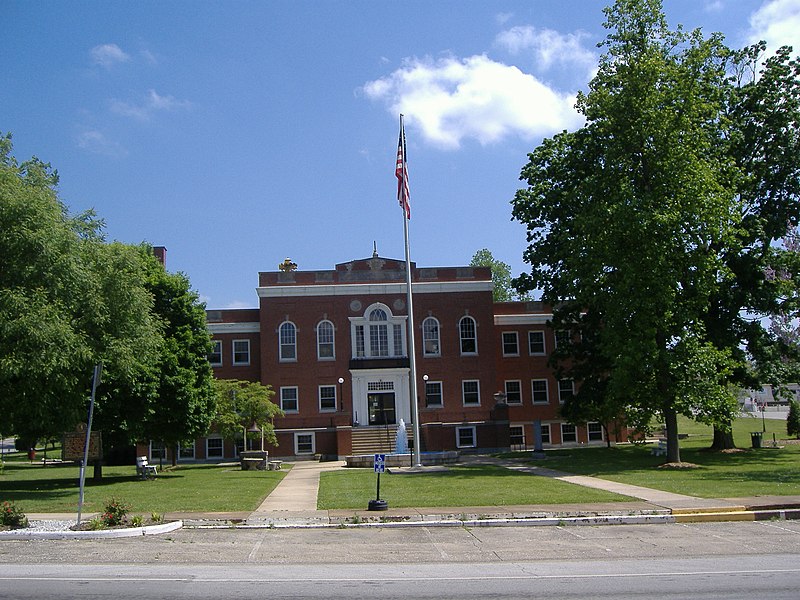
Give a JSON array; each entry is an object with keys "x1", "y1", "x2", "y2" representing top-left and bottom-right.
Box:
[
  {"x1": 462, "y1": 380, "x2": 480, "y2": 406},
  {"x1": 588, "y1": 422, "x2": 604, "y2": 442},
  {"x1": 459, "y1": 316, "x2": 477, "y2": 354},
  {"x1": 280, "y1": 387, "x2": 299, "y2": 413},
  {"x1": 532, "y1": 379, "x2": 549, "y2": 404},
  {"x1": 369, "y1": 308, "x2": 389, "y2": 356},
  {"x1": 295, "y1": 432, "x2": 315, "y2": 455},
  {"x1": 422, "y1": 317, "x2": 441, "y2": 356},
  {"x1": 456, "y1": 426, "x2": 476, "y2": 448},
  {"x1": 561, "y1": 423, "x2": 577, "y2": 443},
  {"x1": 232, "y1": 339, "x2": 250, "y2": 366},
  {"x1": 208, "y1": 340, "x2": 222, "y2": 366},
  {"x1": 558, "y1": 379, "x2": 574, "y2": 403},
  {"x1": 502, "y1": 332, "x2": 519, "y2": 356},
  {"x1": 316, "y1": 321, "x2": 335, "y2": 360},
  {"x1": 555, "y1": 330, "x2": 571, "y2": 349},
  {"x1": 510, "y1": 425, "x2": 525, "y2": 449},
  {"x1": 351, "y1": 304, "x2": 406, "y2": 360},
  {"x1": 319, "y1": 385, "x2": 337, "y2": 412},
  {"x1": 206, "y1": 437, "x2": 223, "y2": 459},
  {"x1": 504, "y1": 380, "x2": 522, "y2": 404},
  {"x1": 541, "y1": 423, "x2": 551, "y2": 445},
  {"x1": 425, "y1": 381, "x2": 443, "y2": 407},
  {"x1": 149, "y1": 441, "x2": 166, "y2": 461},
  {"x1": 279, "y1": 322, "x2": 297, "y2": 361},
  {"x1": 528, "y1": 331, "x2": 546, "y2": 355},
  {"x1": 178, "y1": 443, "x2": 195, "y2": 460}
]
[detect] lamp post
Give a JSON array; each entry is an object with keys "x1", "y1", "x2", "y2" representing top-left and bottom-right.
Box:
[
  {"x1": 338, "y1": 377, "x2": 345, "y2": 412},
  {"x1": 422, "y1": 375, "x2": 428, "y2": 407}
]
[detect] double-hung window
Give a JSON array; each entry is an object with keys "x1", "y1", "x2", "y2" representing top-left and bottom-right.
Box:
[
  {"x1": 232, "y1": 340, "x2": 250, "y2": 365},
  {"x1": 422, "y1": 317, "x2": 441, "y2": 357},
  {"x1": 462, "y1": 380, "x2": 480, "y2": 406},
  {"x1": 280, "y1": 387, "x2": 299, "y2": 413},
  {"x1": 317, "y1": 320, "x2": 335, "y2": 360},
  {"x1": 502, "y1": 332, "x2": 519, "y2": 356},
  {"x1": 208, "y1": 340, "x2": 222, "y2": 366},
  {"x1": 459, "y1": 316, "x2": 477, "y2": 355},
  {"x1": 279, "y1": 322, "x2": 297, "y2": 361}
]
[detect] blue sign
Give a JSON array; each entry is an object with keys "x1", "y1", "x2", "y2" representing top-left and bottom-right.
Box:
[{"x1": 374, "y1": 453, "x2": 386, "y2": 473}]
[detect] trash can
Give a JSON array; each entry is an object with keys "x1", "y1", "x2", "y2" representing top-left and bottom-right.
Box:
[{"x1": 751, "y1": 432, "x2": 763, "y2": 449}]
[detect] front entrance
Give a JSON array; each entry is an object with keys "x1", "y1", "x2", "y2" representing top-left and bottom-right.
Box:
[{"x1": 368, "y1": 392, "x2": 396, "y2": 426}]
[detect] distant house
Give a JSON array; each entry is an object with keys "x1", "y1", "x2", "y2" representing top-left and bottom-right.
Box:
[{"x1": 161, "y1": 253, "x2": 631, "y2": 461}]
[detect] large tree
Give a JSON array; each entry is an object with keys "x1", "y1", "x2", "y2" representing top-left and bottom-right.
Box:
[
  {"x1": 512, "y1": 0, "x2": 744, "y2": 462},
  {"x1": 212, "y1": 379, "x2": 283, "y2": 451},
  {"x1": 139, "y1": 251, "x2": 216, "y2": 465},
  {"x1": 0, "y1": 134, "x2": 215, "y2": 460}
]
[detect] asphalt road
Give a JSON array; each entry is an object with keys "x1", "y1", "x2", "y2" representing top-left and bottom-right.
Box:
[{"x1": 2, "y1": 521, "x2": 800, "y2": 598}]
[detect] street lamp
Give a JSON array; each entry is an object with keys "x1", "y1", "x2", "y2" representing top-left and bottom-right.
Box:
[
  {"x1": 338, "y1": 377, "x2": 345, "y2": 412},
  {"x1": 422, "y1": 375, "x2": 428, "y2": 407}
]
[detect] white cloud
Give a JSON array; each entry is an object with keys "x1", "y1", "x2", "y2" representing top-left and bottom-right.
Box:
[
  {"x1": 363, "y1": 54, "x2": 582, "y2": 149},
  {"x1": 704, "y1": 1, "x2": 725, "y2": 13},
  {"x1": 110, "y1": 89, "x2": 192, "y2": 121},
  {"x1": 748, "y1": 0, "x2": 800, "y2": 53},
  {"x1": 90, "y1": 43, "x2": 130, "y2": 68},
  {"x1": 495, "y1": 25, "x2": 596, "y2": 74},
  {"x1": 76, "y1": 130, "x2": 127, "y2": 157}
]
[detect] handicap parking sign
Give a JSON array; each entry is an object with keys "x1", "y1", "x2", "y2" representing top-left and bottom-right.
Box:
[{"x1": 374, "y1": 453, "x2": 386, "y2": 473}]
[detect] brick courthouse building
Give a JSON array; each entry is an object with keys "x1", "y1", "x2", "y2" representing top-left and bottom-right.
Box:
[{"x1": 195, "y1": 252, "x2": 626, "y2": 461}]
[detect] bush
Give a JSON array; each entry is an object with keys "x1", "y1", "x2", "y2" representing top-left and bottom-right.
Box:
[
  {"x1": 787, "y1": 400, "x2": 800, "y2": 439},
  {"x1": 101, "y1": 498, "x2": 131, "y2": 527},
  {"x1": 1, "y1": 501, "x2": 29, "y2": 529}
]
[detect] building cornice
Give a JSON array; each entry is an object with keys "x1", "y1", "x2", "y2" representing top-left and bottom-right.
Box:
[
  {"x1": 493, "y1": 313, "x2": 553, "y2": 326},
  {"x1": 207, "y1": 322, "x2": 261, "y2": 334},
  {"x1": 256, "y1": 280, "x2": 493, "y2": 298}
]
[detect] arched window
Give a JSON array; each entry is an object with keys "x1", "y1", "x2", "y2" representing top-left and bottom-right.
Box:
[
  {"x1": 368, "y1": 308, "x2": 389, "y2": 357},
  {"x1": 279, "y1": 321, "x2": 297, "y2": 361},
  {"x1": 422, "y1": 317, "x2": 440, "y2": 357},
  {"x1": 316, "y1": 320, "x2": 335, "y2": 360},
  {"x1": 459, "y1": 316, "x2": 477, "y2": 355},
  {"x1": 351, "y1": 304, "x2": 406, "y2": 359}
]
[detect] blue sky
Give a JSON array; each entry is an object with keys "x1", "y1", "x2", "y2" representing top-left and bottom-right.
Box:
[{"x1": 3, "y1": 0, "x2": 799, "y2": 309}]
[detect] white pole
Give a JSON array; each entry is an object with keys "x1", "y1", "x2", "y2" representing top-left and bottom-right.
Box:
[{"x1": 397, "y1": 114, "x2": 422, "y2": 468}]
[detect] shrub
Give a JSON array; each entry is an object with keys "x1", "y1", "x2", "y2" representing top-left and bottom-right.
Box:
[
  {"x1": 86, "y1": 517, "x2": 106, "y2": 530},
  {"x1": 130, "y1": 515, "x2": 144, "y2": 527},
  {"x1": 150, "y1": 511, "x2": 163, "y2": 523},
  {"x1": 1, "y1": 501, "x2": 29, "y2": 529},
  {"x1": 787, "y1": 400, "x2": 800, "y2": 439},
  {"x1": 101, "y1": 498, "x2": 131, "y2": 527}
]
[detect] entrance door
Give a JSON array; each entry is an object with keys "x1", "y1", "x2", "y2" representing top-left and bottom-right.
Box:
[{"x1": 368, "y1": 392, "x2": 396, "y2": 426}]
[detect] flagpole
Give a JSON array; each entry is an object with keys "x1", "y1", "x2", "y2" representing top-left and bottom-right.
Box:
[
  {"x1": 404, "y1": 202, "x2": 421, "y2": 468},
  {"x1": 397, "y1": 114, "x2": 422, "y2": 468}
]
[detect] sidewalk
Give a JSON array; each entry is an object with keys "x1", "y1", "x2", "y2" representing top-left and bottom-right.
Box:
[{"x1": 211, "y1": 457, "x2": 800, "y2": 528}]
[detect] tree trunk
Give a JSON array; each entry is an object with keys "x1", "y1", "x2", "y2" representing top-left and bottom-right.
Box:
[
  {"x1": 664, "y1": 405, "x2": 681, "y2": 463},
  {"x1": 710, "y1": 424, "x2": 736, "y2": 450}
]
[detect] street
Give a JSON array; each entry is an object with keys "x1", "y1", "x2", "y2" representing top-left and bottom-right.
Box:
[{"x1": 1, "y1": 521, "x2": 799, "y2": 598}]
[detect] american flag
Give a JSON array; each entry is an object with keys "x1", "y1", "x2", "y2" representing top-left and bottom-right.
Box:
[{"x1": 395, "y1": 117, "x2": 410, "y2": 219}]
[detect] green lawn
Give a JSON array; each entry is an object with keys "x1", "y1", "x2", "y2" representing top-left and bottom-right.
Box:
[
  {"x1": 0, "y1": 459, "x2": 286, "y2": 514},
  {"x1": 526, "y1": 415, "x2": 800, "y2": 498},
  {"x1": 317, "y1": 464, "x2": 634, "y2": 510}
]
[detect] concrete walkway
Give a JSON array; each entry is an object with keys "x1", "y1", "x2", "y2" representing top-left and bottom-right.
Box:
[
  {"x1": 246, "y1": 460, "x2": 345, "y2": 526},
  {"x1": 235, "y1": 456, "x2": 800, "y2": 527}
]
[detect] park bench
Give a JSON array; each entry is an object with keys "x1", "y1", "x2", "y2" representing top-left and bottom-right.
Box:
[
  {"x1": 136, "y1": 456, "x2": 158, "y2": 479},
  {"x1": 651, "y1": 438, "x2": 668, "y2": 457}
]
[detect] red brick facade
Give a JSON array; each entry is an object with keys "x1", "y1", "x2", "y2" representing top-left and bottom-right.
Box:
[{"x1": 198, "y1": 255, "x2": 629, "y2": 460}]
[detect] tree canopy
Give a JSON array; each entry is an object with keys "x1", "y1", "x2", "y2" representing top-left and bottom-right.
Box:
[
  {"x1": 470, "y1": 248, "x2": 529, "y2": 302},
  {"x1": 0, "y1": 134, "x2": 216, "y2": 455},
  {"x1": 511, "y1": 0, "x2": 800, "y2": 462}
]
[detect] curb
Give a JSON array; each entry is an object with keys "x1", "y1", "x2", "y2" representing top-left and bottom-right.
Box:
[{"x1": 0, "y1": 520, "x2": 182, "y2": 540}]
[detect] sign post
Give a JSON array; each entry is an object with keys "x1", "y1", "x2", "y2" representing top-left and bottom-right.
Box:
[
  {"x1": 76, "y1": 364, "x2": 102, "y2": 527},
  {"x1": 367, "y1": 453, "x2": 388, "y2": 511}
]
